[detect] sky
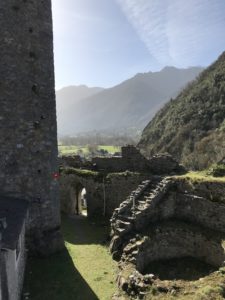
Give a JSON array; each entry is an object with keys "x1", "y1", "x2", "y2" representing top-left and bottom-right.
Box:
[{"x1": 52, "y1": 0, "x2": 225, "y2": 90}]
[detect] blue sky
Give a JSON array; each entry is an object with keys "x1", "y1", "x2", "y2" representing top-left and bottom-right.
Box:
[{"x1": 52, "y1": 0, "x2": 225, "y2": 89}]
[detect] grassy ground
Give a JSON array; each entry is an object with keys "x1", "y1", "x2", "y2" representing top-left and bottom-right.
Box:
[
  {"x1": 59, "y1": 145, "x2": 89, "y2": 155},
  {"x1": 58, "y1": 145, "x2": 120, "y2": 156},
  {"x1": 144, "y1": 267, "x2": 225, "y2": 300},
  {"x1": 174, "y1": 171, "x2": 225, "y2": 182},
  {"x1": 23, "y1": 215, "x2": 117, "y2": 300}
]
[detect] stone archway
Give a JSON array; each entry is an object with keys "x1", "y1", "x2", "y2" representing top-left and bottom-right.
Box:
[
  {"x1": 74, "y1": 183, "x2": 87, "y2": 216},
  {"x1": 60, "y1": 172, "x2": 105, "y2": 219},
  {"x1": 63, "y1": 179, "x2": 89, "y2": 217}
]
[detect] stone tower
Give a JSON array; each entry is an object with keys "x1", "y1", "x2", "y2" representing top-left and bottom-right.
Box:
[{"x1": 0, "y1": 0, "x2": 62, "y2": 254}]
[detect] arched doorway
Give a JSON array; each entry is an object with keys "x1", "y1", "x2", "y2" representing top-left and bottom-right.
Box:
[
  {"x1": 78, "y1": 187, "x2": 87, "y2": 216},
  {"x1": 74, "y1": 183, "x2": 88, "y2": 217}
]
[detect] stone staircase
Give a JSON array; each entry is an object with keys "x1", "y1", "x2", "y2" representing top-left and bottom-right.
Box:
[{"x1": 110, "y1": 176, "x2": 173, "y2": 258}]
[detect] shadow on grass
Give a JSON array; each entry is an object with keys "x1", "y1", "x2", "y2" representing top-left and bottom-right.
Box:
[
  {"x1": 62, "y1": 214, "x2": 110, "y2": 245},
  {"x1": 23, "y1": 248, "x2": 99, "y2": 300}
]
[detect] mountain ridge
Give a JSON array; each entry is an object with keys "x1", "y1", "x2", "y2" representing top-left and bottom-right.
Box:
[{"x1": 56, "y1": 66, "x2": 203, "y2": 136}]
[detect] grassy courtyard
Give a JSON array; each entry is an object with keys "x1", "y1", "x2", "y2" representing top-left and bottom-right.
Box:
[{"x1": 23, "y1": 215, "x2": 117, "y2": 300}]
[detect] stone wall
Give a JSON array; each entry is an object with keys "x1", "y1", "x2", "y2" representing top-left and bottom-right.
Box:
[
  {"x1": 92, "y1": 145, "x2": 184, "y2": 174},
  {"x1": 110, "y1": 176, "x2": 225, "y2": 298},
  {"x1": 0, "y1": 0, "x2": 62, "y2": 254},
  {"x1": 59, "y1": 155, "x2": 84, "y2": 168},
  {"x1": 148, "y1": 154, "x2": 185, "y2": 174},
  {"x1": 175, "y1": 178, "x2": 225, "y2": 204},
  {"x1": 135, "y1": 222, "x2": 225, "y2": 271},
  {"x1": 121, "y1": 146, "x2": 150, "y2": 172},
  {"x1": 92, "y1": 157, "x2": 126, "y2": 172},
  {"x1": 0, "y1": 222, "x2": 27, "y2": 300},
  {"x1": 60, "y1": 170, "x2": 149, "y2": 218},
  {"x1": 105, "y1": 173, "x2": 149, "y2": 216},
  {"x1": 92, "y1": 145, "x2": 150, "y2": 172}
]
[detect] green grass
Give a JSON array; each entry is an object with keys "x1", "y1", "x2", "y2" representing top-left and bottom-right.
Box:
[
  {"x1": 23, "y1": 215, "x2": 117, "y2": 300},
  {"x1": 174, "y1": 171, "x2": 225, "y2": 183},
  {"x1": 58, "y1": 145, "x2": 89, "y2": 155},
  {"x1": 195, "y1": 285, "x2": 225, "y2": 300},
  {"x1": 62, "y1": 167, "x2": 101, "y2": 178},
  {"x1": 58, "y1": 145, "x2": 120, "y2": 156},
  {"x1": 98, "y1": 145, "x2": 120, "y2": 153},
  {"x1": 138, "y1": 52, "x2": 225, "y2": 170}
]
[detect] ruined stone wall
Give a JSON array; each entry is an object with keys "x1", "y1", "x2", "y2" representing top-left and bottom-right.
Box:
[
  {"x1": 111, "y1": 178, "x2": 225, "y2": 255},
  {"x1": 175, "y1": 178, "x2": 225, "y2": 204},
  {"x1": 0, "y1": 0, "x2": 62, "y2": 254},
  {"x1": 59, "y1": 155, "x2": 84, "y2": 169},
  {"x1": 134, "y1": 222, "x2": 225, "y2": 271},
  {"x1": 92, "y1": 146, "x2": 184, "y2": 174},
  {"x1": 104, "y1": 173, "x2": 149, "y2": 216},
  {"x1": 92, "y1": 146, "x2": 150, "y2": 173},
  {"x1": 60, "y1": 171, "x2": 148, "y2": 218},
  {"x1": 92, "y1": 157, "x2": 126, "y2": 172},
  {"x1": 121, "y1": 146, "x2": 150, "y2": 172},
  {"x1": 110, "y1": 177, "x2": 225, "y2": 298},
  {"x1": 148, "y1": 154, "x2": 185, "y2": 174}
]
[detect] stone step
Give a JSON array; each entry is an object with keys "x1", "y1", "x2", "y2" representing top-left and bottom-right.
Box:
[
  {"x1": 136, "y1": 205, "x2": 148, "y2": 211},
  {"x1": 138, "y1": 200, "x2": 146, "y2": 204},
  {"x1": 118, "y1": 215, "x2": 135, "y2": 222},
  {"x1": 117, "y1": 220, "x2": 131, "y2": 228}
]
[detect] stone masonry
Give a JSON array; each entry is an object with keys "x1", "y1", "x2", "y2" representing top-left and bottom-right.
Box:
[
  {"x1": 59, "y1": 146, "x2": 185, "y2": 219},
  {"x1": 60, "y1": 170, "x2": 149, "y2": 218},
  {"x1": 110, "y1": 177, "x2": 225, "y2": 298},
  {"x1": 92, "y1": 145, "x2": 185, "y2": 174},
  {"x1": 0, "y1": 0, "x2": 63, "y2": 254}
]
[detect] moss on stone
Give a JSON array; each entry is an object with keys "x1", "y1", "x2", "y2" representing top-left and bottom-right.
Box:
[
  {"x1": 61, "y1": 167, "x2": 102, "y2": 180},
  {"x1": 106, "y1": 171, "x2": 141, "y2": 182},
  {"x1": 174, "y1": 171, "x2": 225, "y2": 183}
]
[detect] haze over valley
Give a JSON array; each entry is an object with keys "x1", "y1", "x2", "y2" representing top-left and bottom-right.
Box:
[{"x1": 56, "y1": 66, "x2": 203, "y2": 138}]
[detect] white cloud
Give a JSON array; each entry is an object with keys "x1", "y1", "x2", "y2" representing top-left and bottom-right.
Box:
[{"x1": 116, "y1": 0, "x2": 225, "y2": 67}]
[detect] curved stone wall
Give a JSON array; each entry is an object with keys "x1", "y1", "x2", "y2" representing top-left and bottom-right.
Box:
[
  {"x1": 110, "y1": 176, "x2": 225, "y2": 298},
  {"x1": 128, "y1": 222, "x2": 225, "y2": 271}
]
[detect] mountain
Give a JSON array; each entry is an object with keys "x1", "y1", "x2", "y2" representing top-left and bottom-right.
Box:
[
  {"x1": 56, "y1": 67, "x2": 203, "y2": 136},
  {"x1": 138, "y1": 52, "x2": 225, "y2": 170},
  {"x1": 56, "y1": 85, "x2": 103, "y2": 135}
]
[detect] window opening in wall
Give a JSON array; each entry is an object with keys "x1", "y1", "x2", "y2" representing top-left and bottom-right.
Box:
[{"x1": 80, "y1": 188, "x2": 87, "y2": 216}]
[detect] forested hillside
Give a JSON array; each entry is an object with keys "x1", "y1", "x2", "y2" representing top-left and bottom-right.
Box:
[{"x1": 138, "y1": 52, "x2": 225, "y2": 170}]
